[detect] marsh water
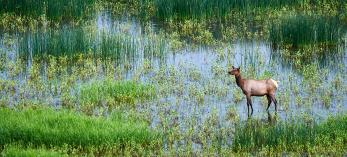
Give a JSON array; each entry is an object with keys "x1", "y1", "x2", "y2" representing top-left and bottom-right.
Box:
[{"x1": 1, "y1": 12, "x2": 347, "y2": 126}]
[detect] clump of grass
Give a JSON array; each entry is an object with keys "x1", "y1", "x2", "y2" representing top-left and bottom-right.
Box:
[
  {"x1": 233, "y1": 114, "x2": 347, "y2": 153},
  {"x1": 0, "y1": 0, "x2": 95, "y2": 21},
  {"x1": 0, "y1": 107, "x2": 160, "y2": 148},
  {"x1": 98, "y1": 31, "x2": 138, "y2": 63},
  {"x1": 18, "y1": 27, "x2": 140, "y2": 61},
  {"x1": 270, "y1": 15, "x2": 345, "y2": 49},
  {"x1": 79, "y1": 79, "x2": 156, "y2": 107},
  {"x1": 154, "y1": 0, "x2": 302, "y2": 20},
  {"x1": 18, "y1": 26, "x2": 168, "y2": 63},
  {"x1": 19, "y1": 27, "x2": 91, "y2": 58}
]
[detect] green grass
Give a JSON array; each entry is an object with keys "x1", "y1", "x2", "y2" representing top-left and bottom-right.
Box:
[
  {"x1": 19, "y1": 27, "x2": 90, "y2": 58},
  {"x1": 99, "y1": 31, "x2": 138, "y2": 63},
  {"x1": 233, "y1": 114, "x2": 347, "y2": 153},
  {"x1": 270, "y1": 15, "x2": 345, "y2": 48},
  {"x1": 0, "y1": 107, "x2": 160, "y2": 148},
  {"x1": 79, "y1": 79, "x2": 156, "y2": 107},
  {"x1": 18, "y1": 27, "x2": 138, "y2": 60},
  {"x1": 0, "y1": 0, "x2": 95, "y2": 21},
  {"x1": 154, "y1": 0, "x2": 302, "y2": 20},
  {"x1": 1, "y1": 145, "x2": 67, "y2": 157},
  {"x1": 18, "y1": 26, "x2": 168, "y2": 62}
]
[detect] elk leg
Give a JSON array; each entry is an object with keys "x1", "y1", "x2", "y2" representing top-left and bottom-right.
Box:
[
  {"x1": 246, "y1": 100, "x2": 250, "y2": 116},
  {"x1": 250, "y1": 101, "x2": 254, "y2": 115},
  {"x1": 246, "y1": 95, "x2": 253, "y2": 115},
  {"x1": 266, "y1": 95, "x2": 272, "y2": 110},
  {"x1": 270, "y1": 94, "x2": 278, "y2": 112}
]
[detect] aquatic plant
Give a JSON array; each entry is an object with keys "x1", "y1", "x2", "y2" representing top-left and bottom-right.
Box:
[
  {"x1": 17, "y1": 24, "x2": 168, "y2": 63},
  {"x1": 270, "y1": 14, "x2": 345, "y2": 48},
  {"x1": 233, "y1": 114, "x2": 347, "y2": 153},
  {"x1": 18, "y1": 27, "x2": 91, "y2": 58},
  {"x1": 154, "y1": 0, "x2": 302, "y2": 20},
  {"x1": 79, "y1": 79, "x2": 155, "y2": 108},
  {"x1": 0, "y1": 0, "x2": 95, "y2": 21}
]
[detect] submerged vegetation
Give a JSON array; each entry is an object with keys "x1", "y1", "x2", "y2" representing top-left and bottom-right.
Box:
[{"x1": 0, "y1": 0, "x2": 346, "y2": 156}]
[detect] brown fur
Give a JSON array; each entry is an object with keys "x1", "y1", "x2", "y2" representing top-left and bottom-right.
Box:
[{"x1": 228, "y1": 66, "x2": 278, "y2": 116}]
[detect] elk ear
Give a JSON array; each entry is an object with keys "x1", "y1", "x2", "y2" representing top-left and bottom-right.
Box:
[
  {"x1": 237, "y1": 67, "x2": 240, "y2": 71},
  {"x1": 232, "y1": 66, "x2": 235, "y2": 69}
]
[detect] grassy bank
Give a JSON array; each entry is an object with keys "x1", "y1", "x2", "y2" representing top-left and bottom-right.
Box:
[{"x1": 0, "y1": 108, "x2": 161, "y2": 149}]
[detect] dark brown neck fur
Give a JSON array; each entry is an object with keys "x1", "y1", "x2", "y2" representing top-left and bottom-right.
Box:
[{"x1": 235, "y1": 73, "x2": 244, "y2": 88}]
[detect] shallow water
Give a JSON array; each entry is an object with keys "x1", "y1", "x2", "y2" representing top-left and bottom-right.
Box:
[
  {"x1": 0, "y1": 12, "x2": 346, "y2": 125},
  {"x1": 145, "y1": 42, "x2": 347, "y2": 125}
]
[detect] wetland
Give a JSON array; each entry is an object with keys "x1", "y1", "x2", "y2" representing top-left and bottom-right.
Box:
[{"x1": 0, "y1": 0, "x2": 346, "y2": 156}]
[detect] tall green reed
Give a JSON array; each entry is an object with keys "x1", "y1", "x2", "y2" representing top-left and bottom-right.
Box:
[
  {"x1": 270, "y1": 15, "x2": 345, "y2": 48},
  {"x1": 0, "y1": 0, "x2": 95, "y2": 21},
  {"x1": 17, "y1": 25, "x2": 168, "y2": 64},
  {"x1": 154, "y1": 0, "x2": 302, "y2": 20},
  {"x1": 19, "y1": 27, "x2": 90, "y2": 58}
]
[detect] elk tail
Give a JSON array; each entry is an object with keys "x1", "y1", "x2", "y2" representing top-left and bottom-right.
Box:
[{"x1": 270, "y1": 79, "x2": 279, "y2": 88}]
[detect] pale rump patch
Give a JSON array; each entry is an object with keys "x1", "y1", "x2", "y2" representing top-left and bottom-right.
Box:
[{"x1": 270, "y1": 79, "x2": 279, "y2": 88}]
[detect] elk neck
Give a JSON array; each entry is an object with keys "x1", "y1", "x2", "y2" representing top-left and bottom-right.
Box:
[{"x1": 234, "y1": 73, "x2": 244, "y2": 88}]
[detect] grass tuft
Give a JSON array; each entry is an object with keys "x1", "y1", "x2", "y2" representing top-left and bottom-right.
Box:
[{"x1": 79, "y1": 79, "x2": 156, "y2": 107}]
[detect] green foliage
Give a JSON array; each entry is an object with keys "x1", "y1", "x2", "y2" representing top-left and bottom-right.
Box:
[
  {"x1": 270, "y1": 15, "x2": 345, "y2": 48},
  {"x1": 0, "y1": 0, "x2": 95, "y2": 21},
  {"x1": 0, "y1": 108, "x2": 160, "y2": 148},
  {"x1": 19, "y1": 27, "x2": 90, "y2": 58},
  {"x1": 233, "y1": 114, "x2": 347, "y2": 153},
  {"x1": 154, "y1": 0, "x2": 302, "y2": 20},
  {"x1": 79, "y1": 79, "x2": 155, "y2": 107},
  {"x1": 2, "y1": 145, "x2": 67, "y2": 157},
  {"x1": 17, "y1": 26, "x2": 168, "y2": 61}
]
